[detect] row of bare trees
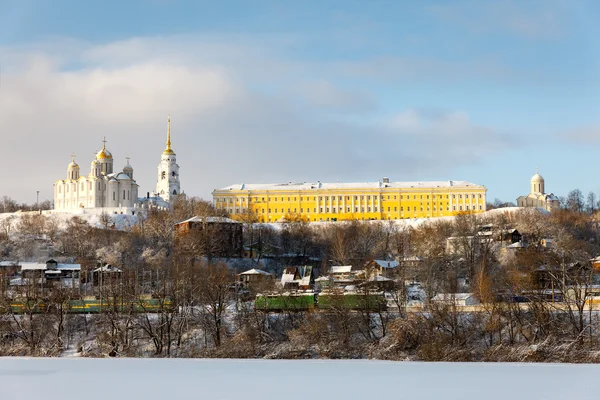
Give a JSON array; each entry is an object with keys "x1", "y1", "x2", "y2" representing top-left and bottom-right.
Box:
[{"x1": 3, "y1": 196, "x2": 600, "y2": 360}]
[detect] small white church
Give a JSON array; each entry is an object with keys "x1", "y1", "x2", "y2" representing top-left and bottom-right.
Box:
[
  {"x1": 516, "y1": 169, "x2": 559, "y2": 212},
  {"x1": 53, "y1": 116, "x2": 181, "y2": 214}
]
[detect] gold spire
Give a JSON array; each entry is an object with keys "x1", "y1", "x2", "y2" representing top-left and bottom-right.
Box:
[{"x1": 163, "y1": 114, "x2": 175, "y2": 155}]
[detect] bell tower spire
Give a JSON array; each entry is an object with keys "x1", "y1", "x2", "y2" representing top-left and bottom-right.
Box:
[
  {"x1": 156, "y1": 114, "x2": 181, "y2": 203},
  {"x1": 163, "y1": 114, "x2": 174, "y2": 155}
]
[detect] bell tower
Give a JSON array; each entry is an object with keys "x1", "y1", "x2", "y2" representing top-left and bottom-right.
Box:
[{"x1": 155, "y1": 115, "x2": 181, "y2": 202}]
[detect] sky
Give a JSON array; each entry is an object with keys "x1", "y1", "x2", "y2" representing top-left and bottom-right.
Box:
[{"x1": 0, "y1": 0, "x2": 599, "y2": 205}]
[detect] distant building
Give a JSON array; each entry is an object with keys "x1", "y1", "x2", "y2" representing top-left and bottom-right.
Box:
[
  {"x1": 213, "y1": 178, "x2": 487, "y2": 222},
  {"x1": 54, "y1": 140, "x2": 139, "y2": 213},
  {"x1": 12, "y1": 259, "x2": 80, "y2": 290},
  {"x1": 54, "y1": 115, "x2": 183, "y2": 214},
  {"x1": 238, "y1": 268, "x2": 273, "y2": 287},
  {"x1": 516, "y1": 169, "x2": 560, "y2": 212},
  {"x1": 175, "y1": 216, "x2": 243, "y2": 258}
]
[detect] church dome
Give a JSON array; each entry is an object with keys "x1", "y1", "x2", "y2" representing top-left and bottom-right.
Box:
[
  {"x1": 96, "y1": 147, "x2": 113, "y2": 160},
  {"x1": 162, "y1": 148, "x2": 175, "y2": 156},
  {"x1": 531, "y1": 172, "x2": 544, "y2": 183},
  {"x1": 68, "y1": 161, "x2": 79, "y2": 169}
]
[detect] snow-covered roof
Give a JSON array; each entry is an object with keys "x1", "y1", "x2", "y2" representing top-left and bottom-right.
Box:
[
  {"x1": 400, "y1": 256, "x2": 422, "y2": 262},
  {"x1": 331, "y1": 266, "x2": 352, "y2": 274},
  {"x1": 240, "y1": 268, "x2": 272, "y2": 276},
  {"x1": 0, "y1": 261, "x2": 18, "y2": 267},
  {"x1": 215, "y1": 180, "x2": 485, "y2": 192},
  {"x1": 177, "y1": 216, "x2": 240, "y2": 225},
  {"x1": 368, "y1": 275, "x2": 392, "y2": 282},
  {"x1": 20, "y1": 262, "x2": 47, "y2": 270},
  {"x1": 371, "y1": 260, "x2": 400, "y2": 269},
  {"x1": 431, "y1": 293, "x2": 475, "y2": 301},
  {"x1": 57, "y1": 264, "x2": 81, "y2": 271},
  {"x1": 93, "y1": 264, "x2": 122, "y2": 273},
  {"x1": 20, "y1": 262, "x2": 81, "y2": 271}
]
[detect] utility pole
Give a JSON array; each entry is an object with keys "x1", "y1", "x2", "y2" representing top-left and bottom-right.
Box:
[{"x1": 36, "y1": 191, "x2": 39, "y2": 208}]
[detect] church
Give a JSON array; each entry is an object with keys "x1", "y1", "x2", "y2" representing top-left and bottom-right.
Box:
[
  {"x1": 516, "y1": 169, "x2": 560, "y2": 212},
  {"x1": 53, "y1": 116, "x2": 181, "y2": 214}
]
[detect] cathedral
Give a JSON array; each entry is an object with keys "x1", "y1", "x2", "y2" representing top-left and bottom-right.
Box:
[
  {"x1": 516, "y1": 169, "x2": 560, "y2": 212},
  {"x1": 53, "y1": 116, "x2": 181, "y2": 214}
]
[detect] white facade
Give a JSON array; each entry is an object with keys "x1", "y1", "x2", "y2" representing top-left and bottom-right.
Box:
[
  {"x1": 54, "y1": 141, "x2": 139, "y2": 212},
  {"x1": 516, "y1": 169, "x2": 560, "y2": 212},
  {"x1": 154, "y1": 115, "x2": 181, "y2": 203}
]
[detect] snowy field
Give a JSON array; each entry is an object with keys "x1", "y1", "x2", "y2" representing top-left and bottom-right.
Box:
[{"x1": 1, "y1": 358, "x2": 599, "y2": 400}]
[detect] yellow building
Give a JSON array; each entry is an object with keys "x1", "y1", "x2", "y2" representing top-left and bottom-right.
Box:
[{"x1": 212, "y1": 178, "x2": 487, "y2": 223}]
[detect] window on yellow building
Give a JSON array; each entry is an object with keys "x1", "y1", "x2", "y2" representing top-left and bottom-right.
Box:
[
  {"x1": 459, "y1": 206, "x2": 463, "y2": 210},
  {"x1": 361, "y1": 207, "x2": 364, "y2": 212},
  {"x1": 400, "y1": 206, "x2": 404, "y2": 211},
  {"x1": 320, "y1": 207, "x2": 323, "y2": 213},
  {"x1": 275, "y1": 208, "x2": 278, "y2": 213},
  {"x1": 407, "y1": 206, "x2": 410, "y2": 211},
  {"x1": 387, "y1": 196, "x2": 390, "y2": 200},
  {"x1": 368, "y1": 207, "x2": 371, "y2": 212},
  {"x1": 388, "y1": 207, "x2": 390, "y2": 212},
  {"x1": 394, "y1": 207, "x2": 397, "y2": 211}
]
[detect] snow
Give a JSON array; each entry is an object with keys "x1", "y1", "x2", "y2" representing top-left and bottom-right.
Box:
[
  {"x1": 0, "y1": 358, "x2": 599, "y2": 400},
  {"x1": 331, "y1": 265, "x2": 353, "y2": 273},
  {"x1": 240, "y1": 268, "x2": 271, "y2": 276},
  {"x1": 0, "y1": 209, "x2": 138, "y2": 231},
  {"x1": 217, "y1": 180, "x2": 484, "y2": 191}
]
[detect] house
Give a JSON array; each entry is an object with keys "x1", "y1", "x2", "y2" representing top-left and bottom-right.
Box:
[
  {"x1": 92, "y1": 264, "x2": 122, "y2": 287},
  {"x1": 430, "y1": 293, "x2": 479, "y2": 306},
  {"x1": 365, "y1": 259, "x2": 400, "y2": 279},
  {"x1": 239, "y1": 268, "x2": 273, "y2": 286},
  {"x1": 175, "y1": 216, "x2": 243, "y2": 258},
  {"x1": 281, "y1": 266, "x2": 314, "y2": 290},
  {"x1": 15, "y1": 259, "x2": 80, "y2": 290}
]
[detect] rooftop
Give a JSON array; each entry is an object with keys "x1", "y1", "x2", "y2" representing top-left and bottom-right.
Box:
[{"x1": 214, "y1": 180, "x2": 485, "y2": 192}]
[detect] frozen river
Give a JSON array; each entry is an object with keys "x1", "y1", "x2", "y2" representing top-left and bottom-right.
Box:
[{"x1": 1, "y1": 357, "x2": 599, "y2": 400}]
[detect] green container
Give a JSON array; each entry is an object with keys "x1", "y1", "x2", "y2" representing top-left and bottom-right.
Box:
[{"x1": 255, "y1": 293, "x2": 316, "y2": 311}]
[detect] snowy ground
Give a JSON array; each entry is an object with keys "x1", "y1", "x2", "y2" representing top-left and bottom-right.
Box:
[{"x1": 0, "y1": 358, "x2": 599, "y2": 400}]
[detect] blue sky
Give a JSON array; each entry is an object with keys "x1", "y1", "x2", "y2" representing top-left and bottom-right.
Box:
[{"x1": 0, "y1": 0, "x2": 599, "y2": 204}]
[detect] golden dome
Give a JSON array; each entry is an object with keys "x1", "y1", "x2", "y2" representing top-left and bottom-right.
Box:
[
  {"x1": 96, "y1": 138, "x2": 113, "y2": 159},
  {"x1": 96, "y1": 148, "x2": 113, "y2": 159}
]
